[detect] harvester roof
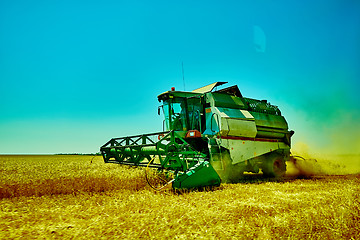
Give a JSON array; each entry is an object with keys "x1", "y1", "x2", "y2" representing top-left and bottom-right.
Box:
[{"x1": 157, "y1": 90, "x2": 200, "y2": 102}]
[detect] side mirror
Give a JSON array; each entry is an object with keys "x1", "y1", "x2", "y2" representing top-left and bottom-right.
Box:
[{"x1": 158, "y1": 106, "x2": 161, "y2": 115}]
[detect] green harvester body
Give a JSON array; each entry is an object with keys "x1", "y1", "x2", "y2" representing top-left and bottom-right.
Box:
[{"x1": 100, "y1": 82, "x2": 294, "y2": 189}]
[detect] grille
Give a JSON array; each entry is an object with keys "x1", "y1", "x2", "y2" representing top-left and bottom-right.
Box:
[{"x1": 243, "y1": 98, "x2": 281, "y2": 115}]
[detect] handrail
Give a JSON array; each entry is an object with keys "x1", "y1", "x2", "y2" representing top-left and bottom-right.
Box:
[{"x1": 191, "y1": 110, "x2": 202, "y2": 131}]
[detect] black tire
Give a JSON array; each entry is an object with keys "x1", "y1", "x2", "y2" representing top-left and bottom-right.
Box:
[{"x1": 262, "y1": 153, "x2": 286, "y2": 178}]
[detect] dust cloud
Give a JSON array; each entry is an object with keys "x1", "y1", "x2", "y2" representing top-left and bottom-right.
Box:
[{"x1": 286, "y1": 142, "x2": 360, "y2": 177}]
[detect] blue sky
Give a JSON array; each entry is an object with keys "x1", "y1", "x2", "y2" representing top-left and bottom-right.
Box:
[{"x1": 1, "y1": 0, "x2": 359, "y2": 154}]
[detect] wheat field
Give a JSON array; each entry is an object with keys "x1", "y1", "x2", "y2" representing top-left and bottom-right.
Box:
[{"x1": 0, "y1": 155, "x2": 359, "y2": 239}]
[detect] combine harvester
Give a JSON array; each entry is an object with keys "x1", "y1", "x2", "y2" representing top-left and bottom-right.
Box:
[{"x1": 100, "y1": 82, "x2": 294, "y2": 189}]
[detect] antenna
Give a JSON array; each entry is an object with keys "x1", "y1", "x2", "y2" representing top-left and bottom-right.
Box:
[{"x1": 182, "y1": 61, "x2": 185, "y2": 91}]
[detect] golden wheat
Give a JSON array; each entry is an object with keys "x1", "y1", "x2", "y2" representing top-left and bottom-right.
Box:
[{"x1": 0, "y1": 155, "x2": 359, "y2": 239}]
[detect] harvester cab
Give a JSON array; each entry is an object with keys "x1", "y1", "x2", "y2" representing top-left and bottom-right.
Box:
[{"x1": 100, "y1": 82, "x2": 294, "y2": 189}]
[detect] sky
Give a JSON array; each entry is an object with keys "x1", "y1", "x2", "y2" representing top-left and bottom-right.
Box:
[{"x1": 0, "y1": 0, "x2": 359, "y2": 154}]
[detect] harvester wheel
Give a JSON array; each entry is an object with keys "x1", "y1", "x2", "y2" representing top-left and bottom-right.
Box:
[
  {"x1": 145, "y1": 158, "x2": 174, "y2": 191},
  {"x1": 262, "y1": 153, "x2": 286, "y2": 178},
  {"x1": 145, "y1": 169, "x2": 174, "y2": 191}
]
